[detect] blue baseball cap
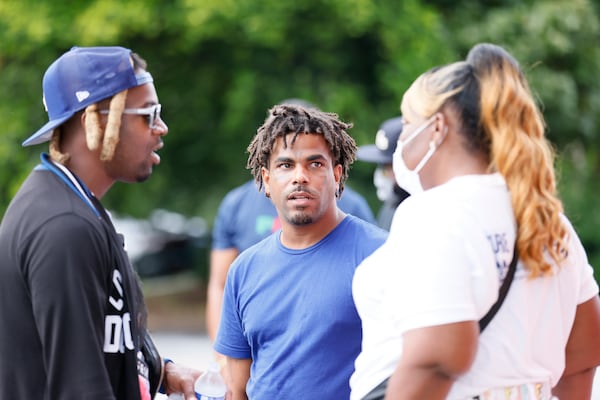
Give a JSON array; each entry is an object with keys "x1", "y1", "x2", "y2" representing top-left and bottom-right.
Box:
[
  {"x1": 357, "y1": 116, "x2": 403, "y2": 164},
  {"x1": 23, "y1": 46, "x2": 153, "y2": 147}
]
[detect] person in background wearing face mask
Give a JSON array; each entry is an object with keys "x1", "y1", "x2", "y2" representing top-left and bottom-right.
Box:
[
  {"x1": 350, "y1": 42, "x2": 600, "y2": 399},
  {"x1": 357, "y1": 117, "x2": 410, "y2": 230}
]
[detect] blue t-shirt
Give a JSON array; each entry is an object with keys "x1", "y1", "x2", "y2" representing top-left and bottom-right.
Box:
[
  {"x1": 214, "y1": 215, "x2": 388, "y2": 399},
  {"x1": 211, "y1": 180, "x2": 375, "y2": 252}
]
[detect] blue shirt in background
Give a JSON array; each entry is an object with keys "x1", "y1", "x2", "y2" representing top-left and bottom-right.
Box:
[{"x1": 211, "y1": 180, "x2": 375, "y2": 252}]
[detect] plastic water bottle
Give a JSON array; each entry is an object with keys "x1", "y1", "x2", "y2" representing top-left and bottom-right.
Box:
[
  {"x1": 194, "y1": 361, "x2": 226, "y2": 400},
  {"x1": 168, "y1": 394, "x2": 185, "y2": 400}
]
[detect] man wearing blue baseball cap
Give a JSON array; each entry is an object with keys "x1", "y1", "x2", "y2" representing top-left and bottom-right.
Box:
[
  {"x1": 357, "y1": 116, "x2": 410, "y2": 230},
  {"x1": 0, "y1": 47, "x2": 201, "y2": 400}
]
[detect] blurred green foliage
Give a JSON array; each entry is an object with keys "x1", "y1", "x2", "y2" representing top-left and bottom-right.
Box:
[{"x1": 0, "y1": 0, "x2": 599, "y2": 279}]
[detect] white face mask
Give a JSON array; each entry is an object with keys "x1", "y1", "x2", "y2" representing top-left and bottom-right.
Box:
[
  {"x1": 392, "y1": 117, "x2": 438, "y2": 195},
  {"x1": 373, "y1": 167, "x2": 395, "y2": 202}
]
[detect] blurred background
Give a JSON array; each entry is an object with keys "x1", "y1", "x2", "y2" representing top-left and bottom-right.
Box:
[{"x1": 1, "y1": 0, "x2": 599, "y2": 337}]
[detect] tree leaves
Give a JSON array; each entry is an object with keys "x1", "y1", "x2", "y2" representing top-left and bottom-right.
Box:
[{"x1": 1, "y1": 0, "x2": 599, "y2": 276}]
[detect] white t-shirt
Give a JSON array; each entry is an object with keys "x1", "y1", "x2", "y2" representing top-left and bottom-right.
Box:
[{"x1": 350, "y1": 173, "x2": 599, "y2": 400}]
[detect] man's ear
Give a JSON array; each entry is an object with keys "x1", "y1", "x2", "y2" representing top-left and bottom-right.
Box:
[
  {"x1": 333, "y1": 163, "x2": 342, "y2": 195},
  {"x1": 261, "y1": 166, "x2": 271, "y2": 198}
]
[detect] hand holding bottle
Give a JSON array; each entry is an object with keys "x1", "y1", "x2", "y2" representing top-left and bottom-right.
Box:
[{"x1": 194, "y1": 361, "x2": 227, "y2": 400}]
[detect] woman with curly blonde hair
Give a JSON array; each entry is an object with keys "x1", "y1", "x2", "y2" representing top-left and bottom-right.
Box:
[{"x1": 350, "y1": 43, "x2": 600, "y2": 400}]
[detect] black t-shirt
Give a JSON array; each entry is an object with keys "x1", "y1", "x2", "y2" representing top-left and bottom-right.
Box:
[{"x1": 0, "y1": 165, "x2": 150, "y2": 399}]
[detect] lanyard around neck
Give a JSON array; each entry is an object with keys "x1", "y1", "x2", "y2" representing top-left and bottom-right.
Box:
[{"x1": 36, "y1": 153, "x2": 102, "y2": 219}]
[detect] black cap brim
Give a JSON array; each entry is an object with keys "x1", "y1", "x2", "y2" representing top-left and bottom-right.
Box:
[{"x1": 357, "y1": 144, "x2": 393, "y2": 164}]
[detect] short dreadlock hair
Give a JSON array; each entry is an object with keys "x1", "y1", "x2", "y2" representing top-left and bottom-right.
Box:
[{"x1": 247, "y1": 103, "x2": 357, "y2": 197}]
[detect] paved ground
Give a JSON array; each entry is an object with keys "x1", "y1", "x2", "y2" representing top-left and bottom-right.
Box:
[
  {"x1": 151, "y1": 332, "x2": 212, "y2": 371},
  {"x1": 151, "y1": 332, "x2": 212, "y2": 400},
  {"x1": 143, "y1": 272, "x2": 600, "y2": 399},
  {"x1": 143, "y1": 272, "x2": 211, "y2": 399},
  {"x1": 150, "y1": 331, "x2": 600, "y2": 399}
]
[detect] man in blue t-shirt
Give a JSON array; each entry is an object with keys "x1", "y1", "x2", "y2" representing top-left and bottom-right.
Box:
[
  {"x1": 214, "y1": 103, "x2": 387, "y2": 399},
  {"x1": 206, "y1": 180, "x2": 375, "y2": 342},
  {"x1": 206, "y1": 99, "x2": 375, "y2": 345}
]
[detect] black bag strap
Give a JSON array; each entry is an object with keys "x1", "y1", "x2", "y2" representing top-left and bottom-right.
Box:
[
  {"x1": 143, "y1": 330, "x2": 163, "y2": 398},
  {"x1": 361, "y1": 245, "x2": 520, "y2": 400},
  {"x1": 478, "y1": 245, "x2": 518, "y2": 332}
]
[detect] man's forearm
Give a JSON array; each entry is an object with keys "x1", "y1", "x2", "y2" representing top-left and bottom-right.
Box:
[{"x1": 226, "y1": 357, "x2": 251, "y2": 400}]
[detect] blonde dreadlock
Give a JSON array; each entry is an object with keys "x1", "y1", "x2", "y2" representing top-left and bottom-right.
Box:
[
  {"x1": 49, "y1": 128, "x2": 69, "y2": 164},
  {"x1": 85, "y1": 103, "x2": 102, "y2": 151},
  {"x1": 82, "y1": 90, "x2": 126, "y2": 161},
  {"x1": 100, "y1": 89, "x2": 127, "y2": 161}
]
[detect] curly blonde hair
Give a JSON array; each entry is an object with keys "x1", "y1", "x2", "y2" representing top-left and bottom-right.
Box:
[{"x1": 409, "y1": 43, "x2": 567, "y2": 277}]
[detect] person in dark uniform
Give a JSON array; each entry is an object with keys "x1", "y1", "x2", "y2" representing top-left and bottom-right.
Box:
[
  {"x1": 0, "y1": 46, "x2": 200, "y2": 400},
  {"x1": 357, "y1": 116, "x2": 410, "y2": 230}
]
